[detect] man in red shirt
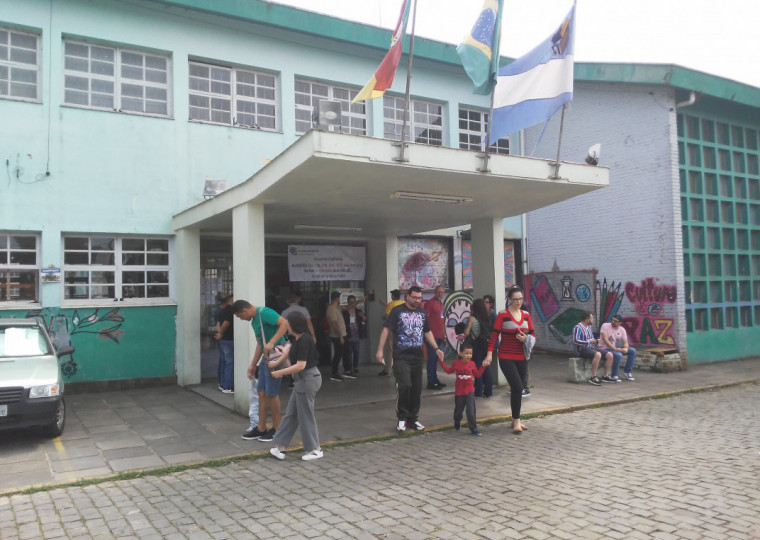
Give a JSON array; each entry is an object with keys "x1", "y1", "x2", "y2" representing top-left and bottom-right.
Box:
[{"x1": 422, "y1": 286, "x2": 447, "y2": 390}]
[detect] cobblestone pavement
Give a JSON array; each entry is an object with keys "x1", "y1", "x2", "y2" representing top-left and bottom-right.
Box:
[{"x1": 1, "y1": 383, "x2": 758, "y2": 540}]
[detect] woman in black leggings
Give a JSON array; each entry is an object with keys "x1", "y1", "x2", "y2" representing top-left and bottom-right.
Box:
[{"x1": 484, "y1": 286, "x2": 535, "y2": 433}]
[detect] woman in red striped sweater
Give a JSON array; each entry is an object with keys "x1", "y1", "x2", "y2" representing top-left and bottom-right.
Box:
[{"x1": 484, "y1": 285, "x2": 534, "y2": 434}]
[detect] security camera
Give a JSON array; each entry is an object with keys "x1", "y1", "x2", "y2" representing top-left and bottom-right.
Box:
[{"x1": 585, "y1": 143, "x2": 601, "y2": 166}]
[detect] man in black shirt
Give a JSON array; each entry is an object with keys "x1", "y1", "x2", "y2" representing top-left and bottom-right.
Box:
[{"x1": 375, "y1": 286, "x2": 444, "y2": 432}]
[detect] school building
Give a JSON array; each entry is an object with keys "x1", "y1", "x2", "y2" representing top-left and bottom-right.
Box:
[{"x1": 0, "y1": 0, "x2": 756, "y2": 414}]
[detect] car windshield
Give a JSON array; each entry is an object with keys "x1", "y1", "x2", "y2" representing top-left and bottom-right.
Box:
[{"x1": 0, "y1": 326, "x2": 52, "y2": 357}]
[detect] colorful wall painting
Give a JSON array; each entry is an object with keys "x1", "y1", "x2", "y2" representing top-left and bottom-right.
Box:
[
  {"x1": 0, "y1": 305, "x2": 176, "y2": 382},
  {"x1": 525, "y1": 271, "x2": 681, "y2": 352},
  {"x1": 398, "y1": 237, "x2": 450, "y2": 290},
  {"x1": 461, "y1": 239, "x2": 516, "y2": 290}
]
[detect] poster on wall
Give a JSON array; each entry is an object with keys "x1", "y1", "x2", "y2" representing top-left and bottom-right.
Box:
[
  {"x1": 288, "y1": 245, "x2": 365, "y2": 281},
  {"x1": 461, "y1": 240, "x2": 516, "y2": 289},
  {"x1": 398, "y1": 237, "x2": 450, "y2": 290}
]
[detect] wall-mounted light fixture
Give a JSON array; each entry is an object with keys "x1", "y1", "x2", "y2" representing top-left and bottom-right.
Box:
[{"x1": 390, "y1": 191, "x2": 473, "y2": 204}]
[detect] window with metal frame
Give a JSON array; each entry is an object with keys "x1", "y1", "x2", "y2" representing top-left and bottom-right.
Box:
[
  {"x1": 458, "y1": 107, "x2": 510, "y2": 155},
  {"x1": 0, "y1": 27, "x2": 40, "y2": 102},
  {"x1": 383, "y1": 96, "x2": 443, "y2": 146},
  {"x1": 0, "y1": 233, "x2": 39, "y2": 302},
  {"x1": 189, "y1": 61, "x2": 277, "y2": 130},
  {"x1": 294, "y1": 79, "x2": 367, "y2": 135},
  {"x1": 678, "y1": 112, "x2": 760, "y2": 332},
  {"x1": 63, "y1": 236, "x2": 171, "y2": 301},
  {"x1": 63, "y1": 40, "x2": 170, "y2": 116}
]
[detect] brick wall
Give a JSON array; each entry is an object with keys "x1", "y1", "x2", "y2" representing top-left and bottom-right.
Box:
[{"x1": 524, "y1": 83, "x2": 688, "y2": 353}]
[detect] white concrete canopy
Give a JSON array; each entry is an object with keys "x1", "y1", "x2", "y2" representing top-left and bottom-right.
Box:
[
  {"x1": 173, "y1": 130, "x2": 609, "y2": 238},
  {"x1": 172, "y1": 130, "x2": 608, "y2": 411}
]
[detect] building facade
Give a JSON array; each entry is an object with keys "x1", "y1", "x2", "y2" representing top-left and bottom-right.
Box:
[{"x1": 524, "y1": 67, "x2": 760, "y2": 363}]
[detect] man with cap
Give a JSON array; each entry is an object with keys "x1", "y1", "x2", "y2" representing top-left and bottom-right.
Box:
[
  {"x1": 214, "y1": 292, "x2": 235, "y2": 393},
  {"x1": 599, "y1": 314, "x2": 637, "y2": 381}
]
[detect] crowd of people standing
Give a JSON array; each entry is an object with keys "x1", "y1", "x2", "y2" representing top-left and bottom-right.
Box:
[{"x1": 221, "y1": 283, "x2": 635, "y2": 461}]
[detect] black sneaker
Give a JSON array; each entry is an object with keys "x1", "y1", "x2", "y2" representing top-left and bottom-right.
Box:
[
  {"x1": 588, "y1": 376, "x2": 602, "y2": 386},
  {"x1": 343, "y1": 371, "x2": 357, "y2": 379},
  {"x1": 521, "y1": 388, "x2": 531, "y2": 398},
  {"x1": 258, "y1": 428, "x2": 275, "y2": 442},
  {"x1": 330, "y1": 374, "x2": 344, "y2": 382},
  {"x1": 378, "y1": 370, "x2": 390, "y2": 377},
  {"x1": 601, "y1": 375, "x2": 615, "y2": 383},
  {"x1": 242, "y1": 427, "x2": 266, "y2": 440},
  {"x1": 426, "y1": 383, "x2": 445, "y2": 390},
  {"x1": 454, "y1": 420, "x2": 460, "y2": 430}
]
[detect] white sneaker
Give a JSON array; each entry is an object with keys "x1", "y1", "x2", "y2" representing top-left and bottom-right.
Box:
[
  {"x1": 269, "y1": 447, "x2": 285, "y2": 460},
  {"x1": 301, "y1": 449, "x2": 324, "y2": 461},
  {"x1": 624, "y1": 372, "x2": 636, "y2": 381},
  {"x1": 611, "y1": 376, "x2": 622, "y2": 383},
  {"x1": 397, "y1": 420, "x2": 406, "y2": 432},
  {"x1": 410, "y1": 421, "x2": 425, "y2": 431}
]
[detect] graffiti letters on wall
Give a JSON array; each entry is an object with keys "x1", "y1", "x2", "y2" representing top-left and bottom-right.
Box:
[{"x1": 621, "y1": 278, "x2": 677, "y2": 346}]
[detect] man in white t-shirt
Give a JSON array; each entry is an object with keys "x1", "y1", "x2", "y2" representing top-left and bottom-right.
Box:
[{"x1": 599, "y1": 314, "x2": 637, "y2": 381}]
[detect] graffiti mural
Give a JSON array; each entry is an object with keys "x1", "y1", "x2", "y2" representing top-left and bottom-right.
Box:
[
  {"x1": 525, "y1": 271, "x2": 596, "y2": 350},
  {"x1": 25, "y1": 308, "x2": 124, "y2": 379},
  {"x1": 527, "y1": 272, "x2": 680, "y2": 352},
  {"x1": 398, "y1": 237, "x2": 450, "y2": 290},
  {"x1": 621, "y1": 278, "x2": 677, "y2": 346},
  {"x1": 443, "y1": 290, "x2": 472, "y2": 357},
  {"x1": 462, "y1": 240, "x2": 516, "y2": 290}
]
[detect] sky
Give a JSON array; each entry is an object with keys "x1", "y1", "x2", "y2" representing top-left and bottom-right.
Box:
[{"x1": 270, "y1": 0, "x2": 760, "y2": 88}]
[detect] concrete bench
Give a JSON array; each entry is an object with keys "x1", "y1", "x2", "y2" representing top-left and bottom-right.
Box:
[{"x1": 568, "y1": 357, "x2": 594, "y2": 383}]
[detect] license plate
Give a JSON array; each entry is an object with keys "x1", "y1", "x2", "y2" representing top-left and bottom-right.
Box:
[{"x1": 0, "y1": 404, "x2": 6, "y2": 417}]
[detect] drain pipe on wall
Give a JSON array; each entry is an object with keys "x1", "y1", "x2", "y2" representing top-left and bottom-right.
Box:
[{"x1": 676, "y1": 91, "x2": 697, "y2": 108}]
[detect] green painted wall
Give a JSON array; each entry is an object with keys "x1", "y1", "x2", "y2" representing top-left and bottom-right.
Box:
[
  {"x1": 0, "y1": 306, "x2": 176, "y2": 382},
  {"x1": 686, "y1": 326, "x2": 760, "y2": 363}
]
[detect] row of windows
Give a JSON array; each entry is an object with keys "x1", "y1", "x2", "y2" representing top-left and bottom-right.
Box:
[
  {"x1": 0, "y1": 233, "x2": 171, "y2": 304},
  {"x1": 1, "y1": 27, "x2": 509, "y2": 154}
]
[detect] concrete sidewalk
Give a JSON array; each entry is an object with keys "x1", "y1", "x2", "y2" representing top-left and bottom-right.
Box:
[{"x1": 1, "y1": 353, "x2": 759, "y2": 495}]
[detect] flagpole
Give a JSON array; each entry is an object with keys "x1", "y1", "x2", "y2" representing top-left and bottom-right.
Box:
[
  {"x1": 478, "y1": 91, "x2": 495, "y2": 172},
  {"x1": 550, "y1": 104, "x2": 567, "y2": 179},
  {"x1": 396, "y1": 0, "x2": 418, "y2": 163}
]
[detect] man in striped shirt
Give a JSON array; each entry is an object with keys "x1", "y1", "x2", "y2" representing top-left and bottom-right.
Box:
[{"x1": 572, "y1": 311, "x2": 614, "y2": 386}]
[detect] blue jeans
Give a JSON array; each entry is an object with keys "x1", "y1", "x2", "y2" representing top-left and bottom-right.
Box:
[
  {"x1": 604, "y1": 347, "x2": 637, "y2": 377},
  {"x1": 257, "y1": 362, "x2": 283, "y2": 397},
  {"x1": 347, "y1": 339, "x2": 361, "y2": 371},
  {"x1": 217, "y1": 340, "x2": 234, "y2": 390},
  {"x1": 425, "y1": 338, "x2": 445, "y2": 385}
]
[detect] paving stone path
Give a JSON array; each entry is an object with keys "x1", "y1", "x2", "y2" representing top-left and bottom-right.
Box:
[{"x1": 1, "y1": 383, "x2": 758, "y2": 539}]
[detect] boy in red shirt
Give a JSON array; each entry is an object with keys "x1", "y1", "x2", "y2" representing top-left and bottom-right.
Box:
[{"x1": 438, "y1": 342, "x2": 486, "y2": 435}]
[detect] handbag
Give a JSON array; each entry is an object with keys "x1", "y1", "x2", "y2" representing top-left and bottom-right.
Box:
[{"x1": 259, "y1": 311, "x2": 291, "y2": 370}]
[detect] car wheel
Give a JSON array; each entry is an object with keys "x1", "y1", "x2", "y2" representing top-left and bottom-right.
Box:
[{"x1": 41, "y1": 398, "x2": 66, "y2": 438}]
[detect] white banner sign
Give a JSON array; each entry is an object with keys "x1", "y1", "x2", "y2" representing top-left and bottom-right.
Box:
[{"x1": 288, "y1": 245, "x2": 366, "y2": 281}]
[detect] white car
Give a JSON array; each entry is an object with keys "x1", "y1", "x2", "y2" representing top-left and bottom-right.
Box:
[{"x1": 0, "y1": 318, "x2": 73, "y2": 437}]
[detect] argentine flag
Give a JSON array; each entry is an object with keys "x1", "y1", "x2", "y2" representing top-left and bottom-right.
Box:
[{"x1": 490, "y1": 5, "x2": 575, "y2": 144}]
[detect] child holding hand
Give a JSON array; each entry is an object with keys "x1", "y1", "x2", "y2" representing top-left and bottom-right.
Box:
[{"x1": 438, "y1": 341, "x2": 487, "y2": 435}]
